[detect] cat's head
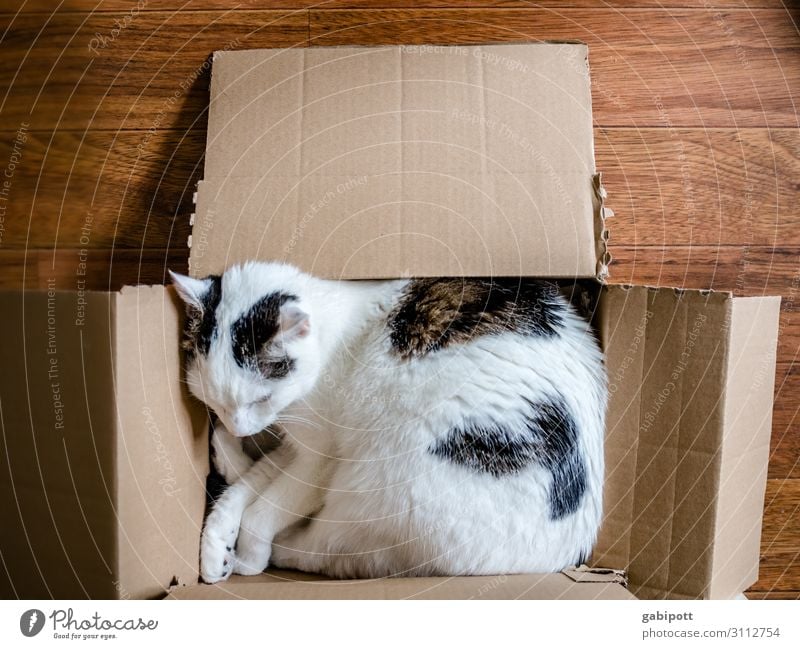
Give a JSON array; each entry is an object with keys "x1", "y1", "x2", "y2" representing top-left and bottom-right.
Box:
[{"x1": 170, "y1": 262, "x2": 321, "y2": 437}]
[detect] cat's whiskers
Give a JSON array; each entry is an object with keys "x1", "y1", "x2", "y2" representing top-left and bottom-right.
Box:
[{"x1": 276, "y1": 413, "x2": 321, "y2": 430}]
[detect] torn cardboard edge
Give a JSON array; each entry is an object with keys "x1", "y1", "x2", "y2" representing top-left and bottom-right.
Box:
[
  {"x1": 563, "y1": 565, "x2": 628, "y2": 586},
  {"x1": 593, "y1": 173, "x2": 613, "y2": 281}
]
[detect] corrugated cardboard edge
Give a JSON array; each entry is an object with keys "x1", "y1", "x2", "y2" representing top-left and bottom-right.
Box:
[
  {"x1": 562, "y1": 565, "x2": 628, "y2": 587},
  {"x1": 593, "y1": 173, "x2": 613, "y2": 282}
]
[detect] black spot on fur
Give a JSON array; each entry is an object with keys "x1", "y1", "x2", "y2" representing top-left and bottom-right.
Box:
[
  {"x1": 230, "y1": 292, "x2": 298, "y2": 378},
  {"x1": 430, "y1": 397, "x2": 586, "y2": 520},
  {"x1": 182, "y1": 275, "x2": 222, "y2": 358},
  {"x1": 264, "y1": 356, "x2": 296, "y2": 379},
  {"x1": 388, "y1": 278, "x2": 566, "y2": 359}
]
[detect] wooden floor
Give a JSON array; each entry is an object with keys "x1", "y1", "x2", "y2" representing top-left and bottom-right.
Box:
[{"x1": 1, "y1": 1, "x2": 798, "y2": 599}]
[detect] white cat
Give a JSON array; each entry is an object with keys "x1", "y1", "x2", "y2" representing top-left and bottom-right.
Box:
[{"x1": 171, "y1": 262, "x2": 606, "y2": 583}]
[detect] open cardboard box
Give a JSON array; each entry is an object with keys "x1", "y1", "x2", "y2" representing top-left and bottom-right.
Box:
[{"x1": 0, "y1": 44, "x2": 780, "y2": 600}]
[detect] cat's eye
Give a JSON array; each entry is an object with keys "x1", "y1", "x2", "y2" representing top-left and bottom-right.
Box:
[{"x1": 253, "y1": 395, "x2": 271, "y2": 405}]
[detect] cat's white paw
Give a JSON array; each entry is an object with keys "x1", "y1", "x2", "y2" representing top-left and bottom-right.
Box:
[
  {"x1": 200, "y1": 508, "x2": 240, "y2": 583},
  {"x1": 233, "y1": 508, "x2": 272, "y2": 576}
]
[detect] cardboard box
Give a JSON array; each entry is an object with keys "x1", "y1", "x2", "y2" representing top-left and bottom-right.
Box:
[{"x1": 0, "y1": 44, "x2": 780, "y2": 600}]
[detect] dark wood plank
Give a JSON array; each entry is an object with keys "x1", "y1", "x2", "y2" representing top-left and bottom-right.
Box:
[
  {"x1": 309, "y1": 9, "x2": 800, "y2": 127},
  {"x1": 608, "y1": 245, "x2": 799, "y2": 297},
  {"x1": 750, "y1": 478, "x2": 800, "y2": 592},
  {"x1": 2, "y1": 9, "x2": 798, "y2": 129},
  {"x1": 0, "y1": 129, "x2": 205, "y2": 250},
  {"x1": 0, "y1": 248, "x2": 188, "y2": 292},
  {"x1": 5, "y1": 245, "x2": 797, "y2": 292},
  {"x1": 598, "y1": 128, "x2": 800, "y2": 247},
  {"x1": 2, "y1": 127, "x2": 797, "y2": 249},
  {"x1": 0, "y1": 10, "x2": 308, "y2": 132},
  {"x1": 746, "y1": 590, "x2": 800, "y2": 599},
  {"x1": 2, "y1": 1, "x2": 795, "y2": 10},
  {"x1": 771, "y1": 362, "x2": 799, "y2": 480}
]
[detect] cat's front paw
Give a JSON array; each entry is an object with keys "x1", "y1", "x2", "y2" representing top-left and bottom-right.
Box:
[
  {"x1": 233, "y1": 507, "x2": 272, "y2": 576},
  {"x1": 200, "y1": 509, "x2": 240, "y2": 583}
]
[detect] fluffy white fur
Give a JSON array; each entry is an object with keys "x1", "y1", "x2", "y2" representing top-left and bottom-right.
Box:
[{"x1": 172, "y1": 262, "x2": 607, "y2": 582}]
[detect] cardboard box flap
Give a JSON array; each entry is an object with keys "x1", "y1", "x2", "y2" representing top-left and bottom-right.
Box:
[
  {"x1": 710, "y1": 295, "x2": 780, "y2": 599},
  {"x1": 191, "y1": 44, "x2": 600, "y2": 280},
  {"x1": 113, "y1": 286, "x2": 209, "y2": 599},
  {"x1": 168, "y1": 570, "x2": 635, "y2": 600},
  {"x1": 592, "y1": 286, "x2": 779, "y2": 599}
]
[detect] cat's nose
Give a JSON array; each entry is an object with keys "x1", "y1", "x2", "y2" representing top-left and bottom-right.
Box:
[{"x1": 229, "y1": 410, "x2": 256, "y2": 437}]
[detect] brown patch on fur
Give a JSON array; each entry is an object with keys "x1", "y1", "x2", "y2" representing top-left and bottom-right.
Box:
[
  {"x1": 181, "y1": 275, "x2": 222, "y2": 359},
  {"x1": 182, "y1": 305, "x2": 202, "y2": 354},
  {"x1": 387, "y1": 278, "x2": 566, "y2": 359}
]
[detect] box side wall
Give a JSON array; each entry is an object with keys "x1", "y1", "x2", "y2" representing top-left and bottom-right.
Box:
[
  {"x1": 710, "y1": 296, "x2": 781, "y2": 598},
  {"x1": 113, "y1": 286, "x2": 209, "y2": 599},
  {"x1": 0, "y1": 290, "x2": 119, "y2": 599},
  {"x1": 592, "y1": 286, "x2": 731, "y2": 599}
]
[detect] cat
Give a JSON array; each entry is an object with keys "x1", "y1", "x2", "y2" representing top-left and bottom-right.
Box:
[{"x1": 170, "y1": 262, "x2": 607, "y2": 583}]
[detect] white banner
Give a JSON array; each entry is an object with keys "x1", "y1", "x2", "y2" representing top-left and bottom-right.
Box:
[{"x1": 0, "y1": 600, "x2": 797, "y2": 647}]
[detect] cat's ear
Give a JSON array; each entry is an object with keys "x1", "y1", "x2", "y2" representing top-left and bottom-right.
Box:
[
  {"x1": 278, "y1": 304, "x2": 310, "y2": 342},
  {"x1": 169, "y1": 270, "x2": 213, "y2": 311}
]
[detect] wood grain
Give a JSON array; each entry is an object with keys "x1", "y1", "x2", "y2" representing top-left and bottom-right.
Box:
[
  {"x1": 747, "y1": 590, "x2": 800, "y2": 599},
  {"x1": 597, "y1": 128, "x2": 800, "y2": 247},
  {"x1": 0, "y1": 1, "x2": 797, "y2": 596},
  {"x1": 1, "y1": 128, "x2": 797, "y2": 249},
  {"x1": 2, "y1": 9, "x2": 799, "y2": 131},
  {"x1": 309, "y1": 9, "x2": 800, "y2": 127},
  {"x1": 2, "y1": 2, "x2": 796, "y2": 11},
  {"x1": 749, "y1": 478, "x2": 800, "y2": 592},
  {"x1": 0, "y1": 248, "x2": 188, "y2": 292},
  {"x1": 772, "y1": 363, "x2": 800, "y2": 480},
  {"x1": 0, "y1": 129, "x2": 205, "y2": 249},
  {"x1": 0, "y1": 10, "x2": 308, "y2": 132}
]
